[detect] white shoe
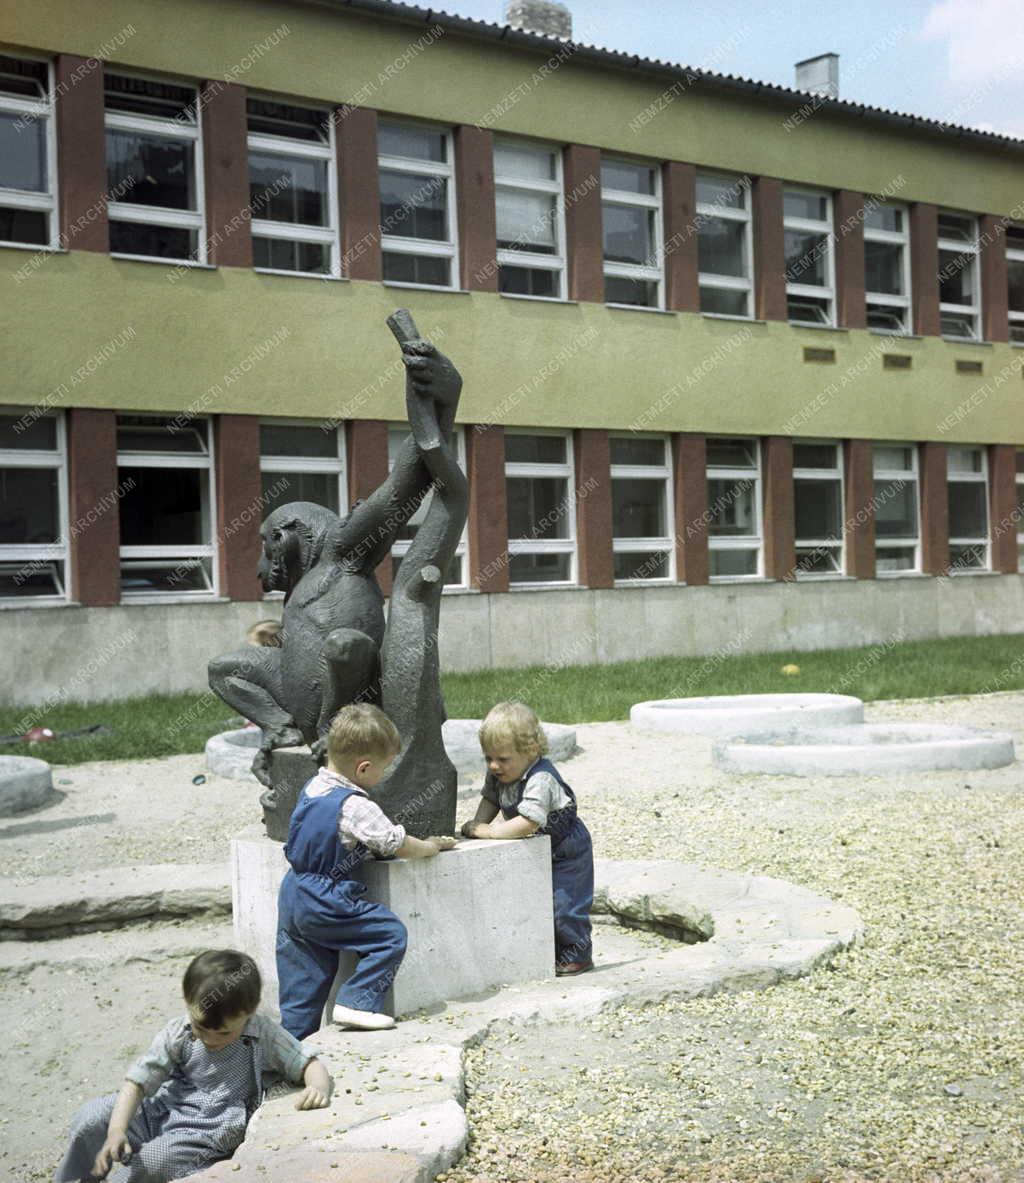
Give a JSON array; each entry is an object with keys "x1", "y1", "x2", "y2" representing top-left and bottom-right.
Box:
[{"x1": 332, "y1": 1004, "x2": 395, "y2": 1030}]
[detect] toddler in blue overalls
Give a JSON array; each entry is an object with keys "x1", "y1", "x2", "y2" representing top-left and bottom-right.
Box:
[
  {"x1": 276, "y1": 702, "x2": 456, "y2": 1040},
  {"x1": 461, "y1": 701, "x2": 594, "y2": 975},
  {"x1": 55, "y1": 949, "x2": 331, "y2": 1183}
]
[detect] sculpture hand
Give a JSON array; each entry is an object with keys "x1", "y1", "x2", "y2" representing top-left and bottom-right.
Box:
[{"x1": 402, "y1": 340, "x2": 462, "y2": 408}]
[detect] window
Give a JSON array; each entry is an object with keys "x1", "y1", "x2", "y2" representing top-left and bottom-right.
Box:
[
  {"x1": 387, "y1": 427, "x2": 468, "y2": 587},
  {"x1": 1006, "y1": 223, "x2": 1024, "y2": 345},
  {"x1": 248, "y1": 98, "x2": 339, "y2": 277},
  {"x1": 947, "y1": 445, "x2": 989, "y2": 572},
  {"x1": 378, "y1": 122, "x2": 456, "y2": 288},
  {"x1": 864, "y1": 201, "x2": 911, "y2": 333},
  {"x1": 0, "y1": 53, "x2": 57, "y2": 249},
  {"x1": 610, "y1": 435, "x2": 674, "y2": 581},
  {"x1": 601, "y1": 158, "x2": 662, "y2": 308},
  {"x1": 0, "y1": 410, "x2": 67, "y2": 600},
  {"x1": 116, "y1": 414, "x2": 215, "y2": 596},
  {"x1": 104, "y1": 72, "x2": 204, "y2": 262},
  {"x1": 494, "y1": 139, "x2": 565, "y2": 299},
  {"x1": 259, "y1": 420, "x2": 346, "y2": 519},
  {"x1": 793, "y1": 442, "x2": 844, "y2": 576},
  {"x1": 505, "y1": 432, "x2": 576, "y2": 585},
  {"x1": 784, "y1": 187, "x2": 834, "y2": 325},
  {"x1": 1017, "y1": 448, "x2": 1024, "y2": 571},
  {"x1": 706, "y1": 436, "x2": 762, "y2": 578},
  {"x1": 937, "y1": 211, "x2": 980, "y2": 340},
  {"x1": 873, "y1": 444, "x2": 920, "y2": 575},
  {"x1": 696, "y1": 173, "x2": 753, "y2": 318}
]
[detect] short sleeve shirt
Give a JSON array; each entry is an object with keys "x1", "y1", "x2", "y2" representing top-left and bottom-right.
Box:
[{"x1": 481, "y1": 761, "x2": 570, "y2": 828}]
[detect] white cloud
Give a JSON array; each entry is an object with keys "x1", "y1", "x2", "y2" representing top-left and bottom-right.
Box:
[{"x1": 921, "y1": 0, "x2": 1024, "y2": 88}]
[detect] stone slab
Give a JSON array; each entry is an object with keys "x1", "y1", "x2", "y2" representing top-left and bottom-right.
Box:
[
  {"x1": 232, "y1": 826, "x2": 554, "y2": 1017},
  {"x1": 0, "y1": 755, "x2": 53, "y2": 817},
  {"x1": 714, "y1": 722, "x2": 1017, "y2": 776},
  {"x1": 630, "y1": 693, "x2": 865, "y2": 736}
]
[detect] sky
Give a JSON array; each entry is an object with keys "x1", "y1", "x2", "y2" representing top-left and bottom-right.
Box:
[{"x1": 426, "y1": 0, "x2": 1024, "y2": 139}]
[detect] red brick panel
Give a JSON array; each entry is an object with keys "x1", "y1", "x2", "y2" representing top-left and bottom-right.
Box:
[
  {"x1": 980, "y1": 215, "x2": 1009, "y2": 344},
  {"x1": 563, "y1": 144, "x2": 604, "y2": 303},
  {"x1": 67, "y1": 408, "x2": 119, "y2": 605},
  {"x1": 834, "y1": 191, "x2": 867, "y2": 330},
  {"x1": 215, "y1": 415, "x2": 262, "y2": 600},
  {"x1": 55, "y1": 55, "x2": 108, "y2": 253},
  {"x1": 762, "y1": 436, "x2": 796, "y2": 580},
  {"x1": 919, "y1": 441, "x2": 949, "y2": 574},
  {"x1": 573, "y1": 429, "x2": 613, "y2": 589},
  {"x1": 843, "y1": 439, "x2": 876, "y2": 579},
  {"x1": 466, "y1": 424, "x2": 509, "y2": 593},
  {"x1": 989, "y1": 444, "x2": 1018, "y2": 573},
  {"x1": 751, "y1": 177, "x2": 787, "y2": 322},
  {"x1": 672, "y1": 433, "x2": 708, "y2": 585},
  {"x1": 454, "y1": 125, "x2": 497, "y2": 292},
  {"x1": 662, "y1": 161, "x2": 699, "y2": 314},
  {"x1": 910, "y1": 203, "x2": 940, "y2": 337},
  {"x1": 200, "y1": 81, "x2": 252, "y2": 268},
  {"x1": 346, "y1": 419, "x2": 392, "y2": 595},
  {"x1": 335, "y1": 106, "x2": 382, "y2": 281}
]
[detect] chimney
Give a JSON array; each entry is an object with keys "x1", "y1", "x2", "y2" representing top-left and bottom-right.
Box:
[
  {"x1": 794, "y1": 53, "x2": 839, "y2": 99},
  {"x1": 504, "y1": 0, "x2": 573, "y2": 39}
]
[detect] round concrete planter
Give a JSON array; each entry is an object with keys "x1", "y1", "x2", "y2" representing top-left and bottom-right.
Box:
[
  {"x1": 630, "y1": 693, "x2": 864, "y2": 736},
  {"x1": 713, "y1": 723, "x2": 1016, "y2": 776},
  {"x1": 207, "y1": 719, "x2": 578, "y2": 782},
  {"x1": 0, "y1": 755, "x2": 54, "y2": 816}
]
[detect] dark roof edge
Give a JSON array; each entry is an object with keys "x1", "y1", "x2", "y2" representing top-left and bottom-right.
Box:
[{"x1": 299, "y1": 0, "x2": 1024, "y2": 158}]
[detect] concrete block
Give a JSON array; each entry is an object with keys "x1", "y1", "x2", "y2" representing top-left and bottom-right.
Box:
[
  {"x1": 232, "y1": 826, "x2": 554, "y2": 1018},
  {"x1": 0, "y1": 756, "x2": 53, "y2": 816},
  {"x1": 630, "y1": 693, "x2": 864, "y2": 735}
]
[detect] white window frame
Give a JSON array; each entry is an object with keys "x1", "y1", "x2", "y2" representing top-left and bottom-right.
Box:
[
  {"x1": 947, "y1": 444, "x2": 990, "y2": 573},
  {"x1": 248, "y1": 97, "x2": 341, "y2": 279},
  {"x1": 873, "y1": 443, "x2": 922, "y2": 577},
  {"x1": 0, "y1": 408, "x2": 69, "y2": 603},
  {"x1": 706, "y1": 436, "x2": 763, "y2": 581},
  {"x1": 387, "y1": 425, "x2": 468, "y2": 590},
  {"x1": 0, "y1": 51, "x2": 58, "y2": 250},
  {"x1": 602, "y1": 157, "x2": 663, "y2": 310},
  {"x1": 937, "y1": 211, "x2": 980, "y2": 341},
  {"x1": 609, "y1": 433, "x2": 675, "y2": 583},
  {"x1": 864, "y1": 201, "x2": 912, "y2": 335},
  {"x1": 493, "y1": 137, "x2": 566, "y2": 301},
  {"x1": 1006, "y1": 225, "x2": 1024, "y2": 345},
  {"x1": 105, "y1": 71, "x2": 206, "y2": 266},
  {"x1": 116, "y1": 414, "x2": 218, "y2": 600},
  {"x1": 784, "y1": 186, "x2": 835, "y2": 326},
  {"x1": 1016, "y1": 448, "x2": 1024, "y2": 572},
  {"x1": 259, "y1": 418, "x2": 347, "y2": 510},
  {"x1": 696, "y1": 172, "x2": 753, "y2": 319},
  {"x1": 378, "y1": 121, "x2": 458, "y2": 290},
  {"x1": 504, "y1": 429, "x2": 577, "y2": 588},
  {"x1": 793, "y1": 440, "x2": 845, "y2": 578}
]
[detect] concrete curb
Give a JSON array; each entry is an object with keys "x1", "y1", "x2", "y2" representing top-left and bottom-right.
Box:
[
  {"x1": 630, "y1": 693, "x2": 865, "y2": 736},
  {"x1": 192, "y1": 858, "x2": 861, "y2": 1183}
]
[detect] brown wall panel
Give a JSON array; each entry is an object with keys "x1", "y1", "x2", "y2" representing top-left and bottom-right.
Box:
[
  {"x1": 752, "y1": 176, "x2": 787, "y2": 322},
  {"x1": 55, "y1": 55, "x2": 108, "y2": 253},
  {"x1": 215, "y1": 415, "x2": 262, "y2": 599},
  {"x1": 910, "y1": 202, "x2": 941, "y2": 337},
  {"x1": 673, "y1": 432, "x2": 708, "y2": 585},
  {"x1": 67, "y1": 408, "x2": 120, "y2": 605},
  {"x1": 563, "y1": 144, "x2": 604, "y2": 303},
  {"x1": 662, "y1": 161, "x2": 699, "y2": 314},
  {"x1": 336, "y1": 105, "x2": 382, "y2": 281},
  {"x1": 454, "y1": 125, "x2": 497, "y2": 292},
  {"x1": 844, "y1": 439, "x2": 876, "y2": 579},
  {"x1": 573, "y1": 429, "x2": 613, "y2": 588},
  {"x1": 763, "y1": 435, "x2": 796, "y2": 580},
  {"x1": 201, "y1": 80, "x2": 252, "y2": 268},
  {"x1": 919, "y1": 441, "x2": 949, "y2": 573},
  {"x1": 466, "y1": 424, "x2": 509, "y2": 593},
  {"x1": 834, "y1": 190, "x2": 867, "y2": 330}
]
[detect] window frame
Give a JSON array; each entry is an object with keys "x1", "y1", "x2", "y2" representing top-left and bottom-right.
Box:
[
  {"x1": 863, "y1": 200, "x2": 912, "y2": 335},
  {"x1": 116, "y1": 412, "x2": 218, "y2": 600},
  {"x1": 872, "y1": 443, "x2": 922, "y2": 577},
  {"x1": 493, "y1": 136, "x2": 566, "y2": 301},
  {"x1": 0, "y1": 51, "x2": 58, "y2": 251},
  {"x1": 104, "y1": 69, "x2": 207, "y2": 266},
  {"x1": 783, "y1": 186, "x2": 835, "y2": 327},
  {"x1": 792, "y1": 440, "x2": 845, "y2": 578},
  {"x1": 247, "y1": 96, "x2": 341, "y2": 279},
  {"x1": 946, "y1": 444, "x2": 990, "y2": 573},
  {"x1": 706, "y1": 435, "x2": 764, "y2": 581},
  {"x1": 609, "y1": 433, "x2": 675, "y2": 583},
  {"x1": 504, "y1": 428, "x2": 577, "y2": 588},
  {"x1": 378, "y1": 120, "x2": 458, "y2": 291},
  {"x1": 601, "y1": 156, "x2": 664, "y2": 310},
  {"x1": 0, "y1": 408, "x2": 69, "y2": 604},
  {"x1": 696, "y1": 172, "x2": 754, "y2": 320},
  {"x1": 937, "y1": 210, "x2": 980, "y2": 342},
  {"x1": 259, "y1": 417, "x2": 347, "y2": 510},
  {"x1": 1006, "y1": 224, "x2": 1024, "y2": 345}
]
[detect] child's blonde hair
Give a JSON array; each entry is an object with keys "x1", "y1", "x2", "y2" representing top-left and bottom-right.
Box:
[
  {"x1": 328, "y1": 703, "x2": 401, "y2": 767},
  {"x1": 246, "y1": 619, "x2": 282, "y2": 648},
  {"x1": 479, "y1": 701, "x2": 548, "y2": 759}
]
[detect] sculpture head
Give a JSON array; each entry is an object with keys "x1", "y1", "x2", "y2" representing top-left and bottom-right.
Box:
[{"x1": 257, "y1": 501, "x2": 339, "y2": 594}]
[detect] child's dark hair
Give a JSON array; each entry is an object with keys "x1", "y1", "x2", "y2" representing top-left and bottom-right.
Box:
[{"x1": 182, "y1": 950, "x2": 261, "y2": 1029}]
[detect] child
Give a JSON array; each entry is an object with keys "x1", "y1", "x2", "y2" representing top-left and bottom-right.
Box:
[
  {"x1": 246, "y1": 619, "x2": 282, "y2": 647},
  {"x1": 56, "y1": 949, "x2": 331, "y2": 1183},
  {"x1": 461, "y1": 702, "x2": 594, "y2": 976},
  {"x1": 276, "y1": 702, "x2": 455, "y2": 1039}
]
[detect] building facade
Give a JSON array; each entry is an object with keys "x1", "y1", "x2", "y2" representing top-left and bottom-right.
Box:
[{"x1": 1, "y1": 0, "x2": 1023, "y2": 705}]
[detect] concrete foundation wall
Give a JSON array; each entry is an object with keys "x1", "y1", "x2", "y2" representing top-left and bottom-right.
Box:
[{"x1": 3, "y1": 575, "x2": 1023, "y2": 708}]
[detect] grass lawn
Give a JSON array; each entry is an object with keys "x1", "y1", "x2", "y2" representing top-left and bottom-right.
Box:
[{"x1": 2, "y1": 632, "x2": 1022, "y2": 767}]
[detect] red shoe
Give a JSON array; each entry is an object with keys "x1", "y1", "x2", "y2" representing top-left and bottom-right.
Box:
[{"x1": 555, "y1": 959, "x2": 593, "y2": 976}]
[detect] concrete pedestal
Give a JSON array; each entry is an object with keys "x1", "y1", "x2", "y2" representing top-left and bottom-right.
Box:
[{"x1": 231, "y1": 825, "x2": 554, "y2": 1019}]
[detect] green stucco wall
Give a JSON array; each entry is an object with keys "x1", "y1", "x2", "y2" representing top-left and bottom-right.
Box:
[
  {"x1": 3, "y1": 0, "x2": 1024, "y2": 216},
  {"x1": 3, "y1": 249, "x2": 1022, "y2": 443}
]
